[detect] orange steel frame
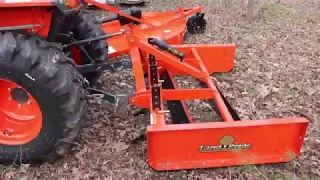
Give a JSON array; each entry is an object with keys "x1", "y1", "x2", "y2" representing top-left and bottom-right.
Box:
[{"x1": 118, "y1": 32, "x2": 309, "y2": 171}]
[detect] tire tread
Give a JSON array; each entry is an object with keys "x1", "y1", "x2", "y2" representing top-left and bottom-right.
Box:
[{"x1": 0, "y1": 31, "x2": 87, "y2": 164}]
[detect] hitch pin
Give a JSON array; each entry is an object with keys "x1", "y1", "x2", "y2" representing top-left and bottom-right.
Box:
[
  {"x1": 114, "y1": 93, "x2": 131, "y2": 112},
  {"x1": 157, "y1": 110, "x2": 170, "y2": 114}
]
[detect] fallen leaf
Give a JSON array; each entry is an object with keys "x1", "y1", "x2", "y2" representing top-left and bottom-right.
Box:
[{"x1": 111, "y1": 141, "x2": 130, "y2": 153}]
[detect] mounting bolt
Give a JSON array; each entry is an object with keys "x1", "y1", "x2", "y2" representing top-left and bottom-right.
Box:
[
  {"x1": 17, "y1": 104, "x2": 21, "y2": 108},
  {"x1": 8, "y1": 88, "x2": 11, "y2": 91},
  {"x1": 3, "y1": 129, "x2": 13, "y2": 136},
  {"x1": 27, "y1": 101, "x2": 31, "y2": 105},
  {"x1": 130, "y1": 39, "x2": 134, "y2": 43},
  {"x1": 8, "y1": 97, "x2": 11, "y2": 101}
]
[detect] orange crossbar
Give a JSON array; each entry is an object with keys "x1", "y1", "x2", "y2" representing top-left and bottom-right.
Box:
[
  {"x1": 127, "y1": 33, "x2": 309, "y2": 171},
  {"x1": 132, "y1": 89, "x2": 214, "y2": 108}
]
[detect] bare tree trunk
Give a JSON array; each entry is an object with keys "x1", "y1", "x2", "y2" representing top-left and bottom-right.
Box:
[
  {"x1": 245, "y1": 0, "x2": 269, "y2": 23},
  {"x1": 246, "y1": 0, "x2": 255, "y2": 23},
  {"x1": 241, "y1": 0, "x2": 247, "y2": 8}
]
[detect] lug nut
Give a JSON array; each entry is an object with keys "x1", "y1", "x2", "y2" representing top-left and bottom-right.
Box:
[{"x1": 3, "y1": 129, "x2": 13, "y2": 136}]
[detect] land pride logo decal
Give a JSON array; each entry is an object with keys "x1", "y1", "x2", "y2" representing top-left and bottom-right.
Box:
[{"x1": 198, "y1": 135, "x2": 252, "y2": 152}]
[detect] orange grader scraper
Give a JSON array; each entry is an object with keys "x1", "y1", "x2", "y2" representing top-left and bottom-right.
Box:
[
  {"x1": 124, "y1": 38, "x2": 309, "y2": 171},
  {"x1": 82, "y1": 1, "x2": 309, "y2": 171}
]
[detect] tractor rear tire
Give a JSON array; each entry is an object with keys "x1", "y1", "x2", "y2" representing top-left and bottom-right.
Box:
[
  {"x1": 68, "y1": 11, "x2": 109, "y2": 86},
  {"x1": 0, "y1": 32, "x2": 87, "y2": 164}
]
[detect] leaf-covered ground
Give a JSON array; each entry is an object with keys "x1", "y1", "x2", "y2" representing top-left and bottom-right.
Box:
[{"x1": 2, "y1": 0, "x2": 320, "y2": 179}]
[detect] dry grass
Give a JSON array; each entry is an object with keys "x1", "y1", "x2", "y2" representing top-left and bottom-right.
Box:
[{"x1": 2, "y1": 0, "x2": 320, "y2": 179}]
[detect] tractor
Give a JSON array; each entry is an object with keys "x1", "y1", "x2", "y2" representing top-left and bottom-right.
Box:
[
  {"x1": 0, "y1": 0, "x2": 309, "y2": 171},
  {"x1": 0, "y1": 0, "x2": 108, "y2": 164}
]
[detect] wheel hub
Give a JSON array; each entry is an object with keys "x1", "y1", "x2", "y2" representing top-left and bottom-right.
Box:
[
  {"x1": 11, "y1": 88, "x2": 29, "y2": 103},
  {"x1": 0, "y1": 79, "x2": 42, "y2": 145},
  {"x1": 187, "y1": 13, "x2": 207, "y2": 34}
]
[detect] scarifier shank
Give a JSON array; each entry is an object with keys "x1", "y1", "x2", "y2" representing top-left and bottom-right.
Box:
[{"x1": 123, "y1": 32, "x2": 309, "y2": 171}]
